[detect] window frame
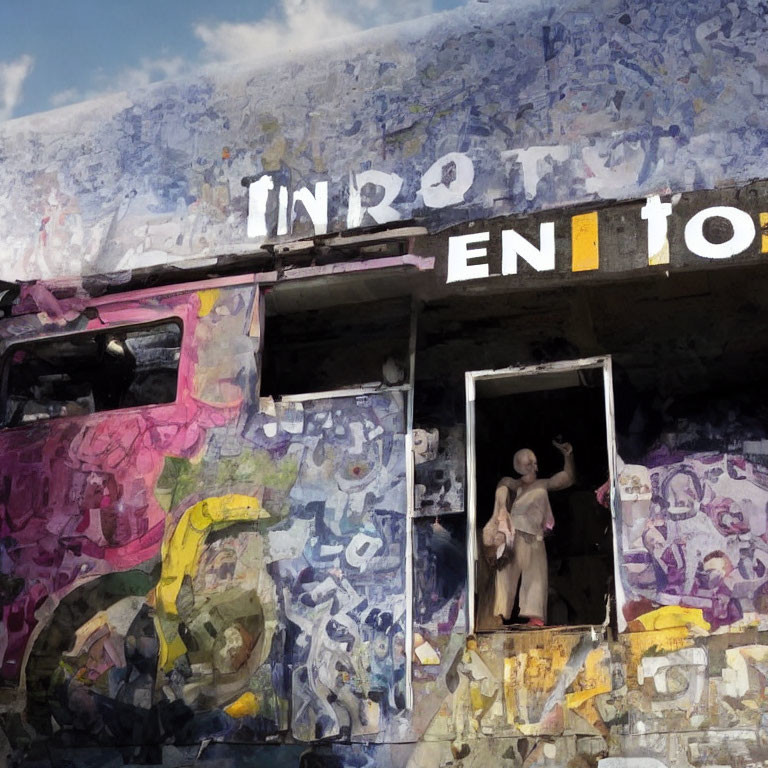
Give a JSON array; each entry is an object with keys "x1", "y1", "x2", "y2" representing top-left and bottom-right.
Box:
[
  {"x1": 0, "y1": 316, "x2": 185, "y2": 430},
  {"x1": 464, "y1": 355, "x2": 620, "y2": 634}
]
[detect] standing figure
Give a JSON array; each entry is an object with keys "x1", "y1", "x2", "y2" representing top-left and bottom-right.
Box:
[{"x1": 485, "y1": 441, "x2": 575, "y2": 626}]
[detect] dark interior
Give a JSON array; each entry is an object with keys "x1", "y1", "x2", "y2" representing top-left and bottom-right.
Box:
[
  {"x1": 1, "y1": 319, "x2": 181, "y2": 428},
  {"x1": 260, "y1": 296, "x2": 411, "y2": 397},
  {"x1": 474, "y1": 374, "x2": 612, "y2": 628}
]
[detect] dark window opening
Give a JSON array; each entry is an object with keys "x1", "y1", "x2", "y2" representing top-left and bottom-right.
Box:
[
  {"x1": 474, "y1": 368, "x2": 613, "y2": 631},
  {"x1": 1, "y1": 319, "x2": 182, "y2": 427},
  {"x1": 260, "y1": 296, "x2": 411, "y2": 398}
]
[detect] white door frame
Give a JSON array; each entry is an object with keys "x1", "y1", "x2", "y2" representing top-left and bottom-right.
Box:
[{"x1": 464, "y1": 355, "x2": 620, "y2": 634}]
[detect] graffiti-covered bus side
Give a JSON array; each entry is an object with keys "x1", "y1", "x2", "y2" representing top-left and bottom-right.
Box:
[
  {"x1": 0, "y1": 280, "x2": 411, "y2": 762},
  {"x1": 3, "y1": 178, "x2": 768, "y2": 768},
  {"x1": 6, "y1": 271, "x2": 768, "y2": 768},
  {"x1": 2, "y1": 0, "x2": 768, "y2": 766}
]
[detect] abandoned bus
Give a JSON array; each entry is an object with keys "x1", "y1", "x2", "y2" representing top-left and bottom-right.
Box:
[{"x1": 2, "y1": 1, "x2": 768, "y2": 766}]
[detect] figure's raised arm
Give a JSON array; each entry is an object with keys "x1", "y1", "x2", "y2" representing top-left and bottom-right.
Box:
[{"x1": 545, "y1": 441, "x2": 575, "y2": 491}]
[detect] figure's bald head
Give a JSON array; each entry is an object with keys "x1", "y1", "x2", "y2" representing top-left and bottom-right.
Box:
[{"x1": 513, "y1": 448, "x2": 537, "y2": 477}]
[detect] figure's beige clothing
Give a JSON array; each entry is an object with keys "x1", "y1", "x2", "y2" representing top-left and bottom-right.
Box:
[
  {"x1": 509, "y1": 485, "x2": 554, "y2": 536},
  {"x1": 494, "y1": 485, "x2": 553, "y2": 620}
]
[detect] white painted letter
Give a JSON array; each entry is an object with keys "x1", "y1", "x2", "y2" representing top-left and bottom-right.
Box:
[
  {"x1": 641, "y1": 195, "x2": 672, "y2": 265},
  {"x1": 292, "y1": 181, "x2": 329, "y2": 235},
  {"x1": 420, "y1": 152, "x2": 475, "y2": 208},
  {"x1": 684, "y1": 205, "x2": 755, "y2": 259},
  {"x1": 247, "y1": 175, "x2": 274, "y2": 238},
  {"x1": 277, "y1": 185, "x2": 289, "y2": 236},
  {"x1": 347, "y1": 170, "x2": 403, "y2": 228},
  {"x1": 502, "y1": 222, "x2": 555, "y2": 275},
  {"x1": 447, "y1": 232, "x2": 490, "y2": 283}
]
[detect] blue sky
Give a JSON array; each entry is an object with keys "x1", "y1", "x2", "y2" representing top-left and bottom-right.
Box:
[{"x1": 0, "y1": 0, "x2": 467, "y2": 122}]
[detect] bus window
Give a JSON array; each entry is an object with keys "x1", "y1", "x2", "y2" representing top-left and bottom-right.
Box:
[{"x1": 1, "y1": 319, "x2": 182, "y2": 427}]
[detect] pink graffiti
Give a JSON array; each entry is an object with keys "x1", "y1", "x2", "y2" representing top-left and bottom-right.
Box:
[{"x1": 0, "y1": 288, "x2": 240, "y2": 681}]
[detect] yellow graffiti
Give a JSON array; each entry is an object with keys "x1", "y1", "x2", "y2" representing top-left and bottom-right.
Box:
[
  {"x1": 504, "y1": 642, "x2": 570, "y2": 731},
  {"x1": 565, "y1": 647, "x2": 612, "y2": 709},
  {"x1": 760, "y1": 212, "x2": 768, "y2": 254},
  {"x1": 633, "y1": 605, "x2": 710, "y2": 632},
  {"x1": 197, "y1": 288, "x2": 221, "y2": 317},
  {"x1": 155, "y1": 494, "x2": 269, "y2": 669},
  {"x1": 224, "y1": 691, "x2": 262, "y2": 718},
  {"x1": 502, "y1": 633, "x2": 616, "y2": 736},
  {"x1": 624, "y1": 625, "x2": 694, "y2": 692},
  {"x1": 626, "y1": 626, "x2": 691, "y2": 657},
  {"x1": 648, "y1": 238, "x2": 670, "y2": 266}
]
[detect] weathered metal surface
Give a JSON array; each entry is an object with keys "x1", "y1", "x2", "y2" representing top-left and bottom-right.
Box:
[
  {"x1": 1, "y1": 0, "x2": 767, "y2": 282},
  {"x1": 4, "y1": 268, "x2": 768, "y2": 766},
  {"x1": 419, "y1": 179, "x2": 768, "y2": 291}
]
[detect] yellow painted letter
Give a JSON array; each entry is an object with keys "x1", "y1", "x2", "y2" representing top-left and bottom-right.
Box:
[{"x1": 571, "y1": 211, "x2": 599, "y2": 272}]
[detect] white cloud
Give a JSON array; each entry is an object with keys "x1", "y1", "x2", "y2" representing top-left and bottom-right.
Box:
[
  {"x1": 194, "y1": 0, "x2": 434, "y2": 63},
  {"x1": 110, "y1": 56, "x2": 188, "y2": 91},
  {"x1": 50, "y1": 56, "x2": 188, "y2": 108},
  {"x1": 46, "y1": 0, "x2": 439, "y2": 111},
  {"x1": 195, "y1": 0, "x2": 359, "y2": 62},
  {"x1": 0, "y1": 54, "x2": 34, "y2": 122}
]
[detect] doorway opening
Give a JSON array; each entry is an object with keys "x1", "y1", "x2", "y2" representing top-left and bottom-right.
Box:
[{"x1": 466, "y1": 357, "x2": 617, "y2": 632}]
